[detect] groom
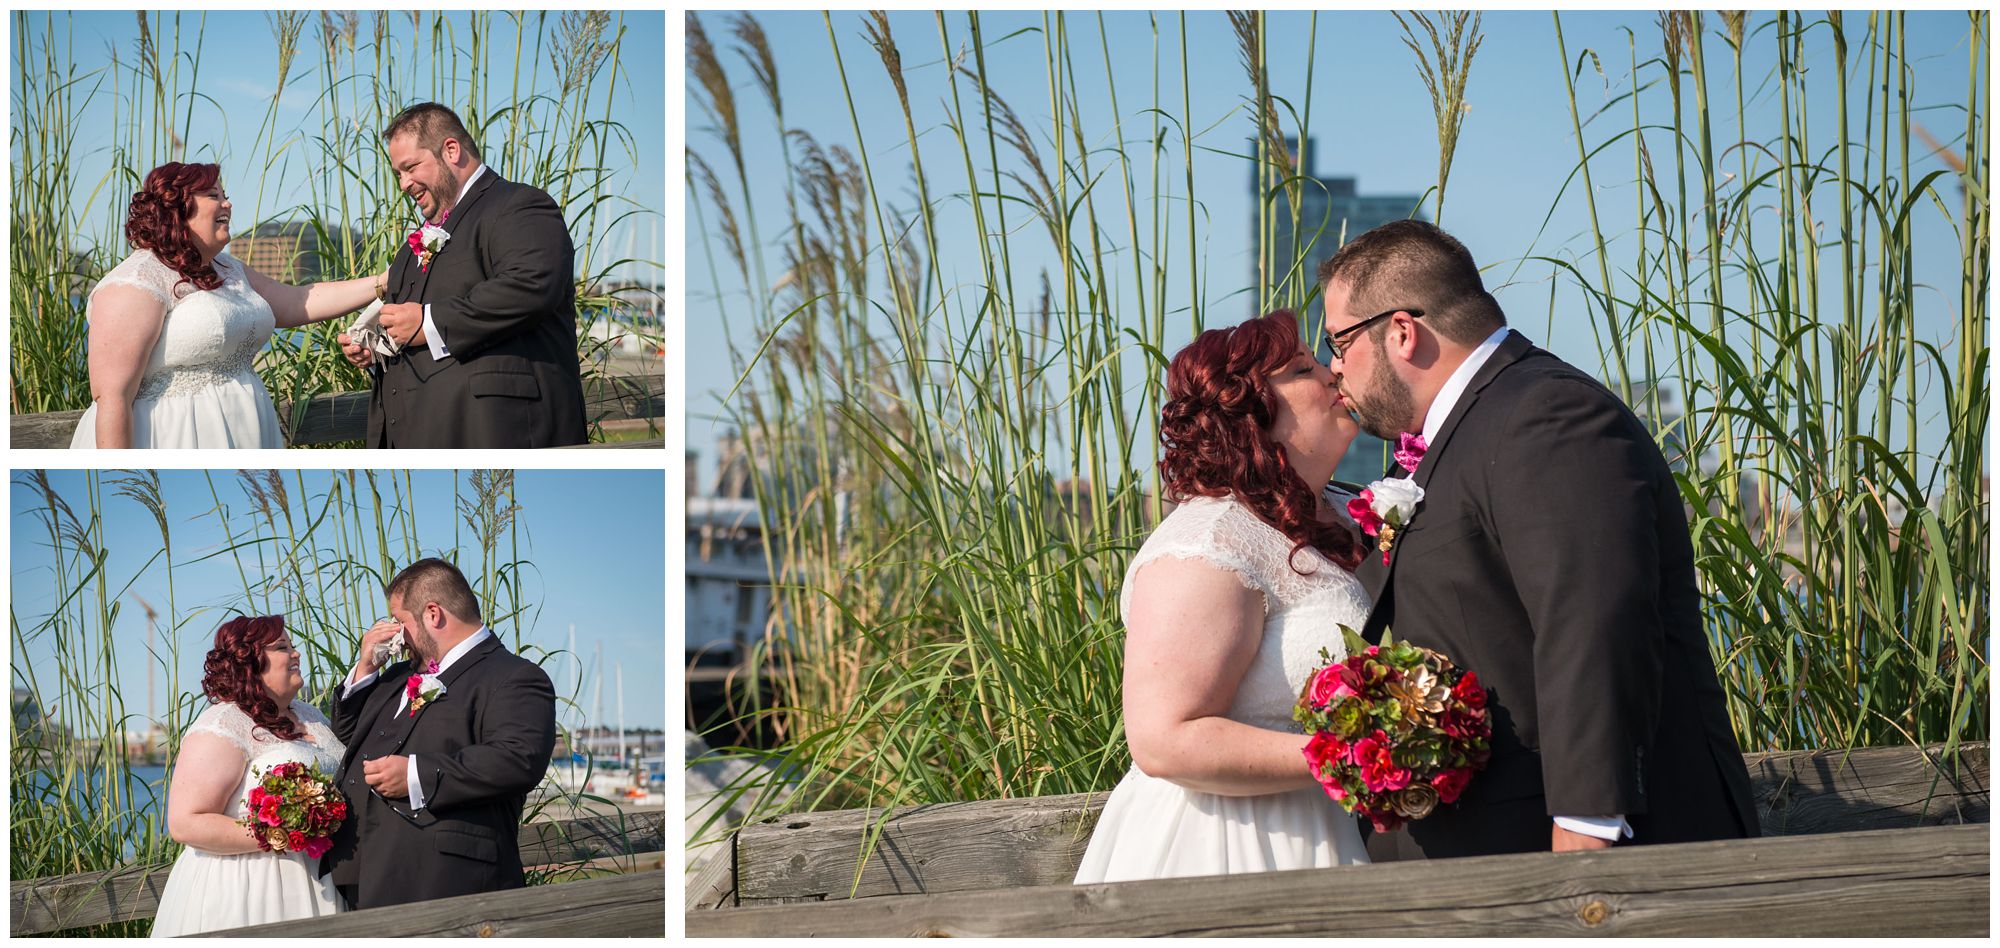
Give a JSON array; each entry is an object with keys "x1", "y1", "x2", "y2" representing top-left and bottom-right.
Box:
[
  {"x1": 338, "y1": 102, "x2": 588, "y2": 448},
  {"x1": 321, "y1": 558, "x2": 557, "y2": 909},
  {"x1": 1320, "y1": 220, "x2": 1758, "y2": 859}
]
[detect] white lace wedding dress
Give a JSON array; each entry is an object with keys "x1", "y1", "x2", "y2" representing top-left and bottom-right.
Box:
[
  {"x1": 150, "y1": 700, "x2": 346, "y2": 936},
  {"x1": 69, "y1": 249, "x2": 285, "y2": 449},
  {"x1": 1073, "y1": 492, "x2": 1373, "y2": 883}
]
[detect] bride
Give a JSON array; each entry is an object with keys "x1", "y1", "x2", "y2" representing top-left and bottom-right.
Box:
[
  {"x1": 71, "y1": 161, "x2": 384, "y2": 449},
  {"x1": 1074, "y1": 310, "x2": 1374, "y2": 883},
  {"x1": 153, "y1": 616, "x2": 346, "y2": 935}
]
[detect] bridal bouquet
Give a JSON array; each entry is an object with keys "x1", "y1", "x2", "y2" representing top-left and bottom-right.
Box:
[
  {"x1": 1294, "y1": 626, "x2": 1492, "y2": 832},
  {"x1": 239, "y1": 761, "x2": 347, "y2": 859}
]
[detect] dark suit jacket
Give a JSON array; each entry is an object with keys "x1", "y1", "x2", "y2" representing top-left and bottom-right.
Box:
[
  {"x1": 1358, "y1": 330, "x2": 1758, "y2": 860},
  {"x1": 371, "y1": 170, "x2": 588, "y2": 448},
  {"x1": 320, "y1": 636, "x2": 557, "y2": 908}
]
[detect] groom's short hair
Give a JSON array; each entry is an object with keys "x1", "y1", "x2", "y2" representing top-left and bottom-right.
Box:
[
  {"x1": 1317, "y1": 220, "x2": 1504, "y2": 346},
  {"x1": 382, "y1": 102, "x2": 483, "y2": 163},
  {"x1": 387, "y1": 557, "x2": 483, "y2": 625}
]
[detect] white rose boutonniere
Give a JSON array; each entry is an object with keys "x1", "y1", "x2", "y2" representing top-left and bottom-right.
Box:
[{"x1": 1345, "y1": 478, "x2": 1426, "y2": 565}]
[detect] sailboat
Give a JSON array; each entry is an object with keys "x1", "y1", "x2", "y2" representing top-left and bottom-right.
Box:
[{"x1": 547, "y1": 632, "x2": 657, "y2": 802}]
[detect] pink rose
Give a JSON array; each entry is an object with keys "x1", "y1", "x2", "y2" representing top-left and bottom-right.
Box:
[
  {"x1": 302, "y1": 835, "x2": 334, "y2": 860},
  {"x1": 1432, "y1": 767, "x2": 1474, "y2": 804},
  {"x1": 1354, "y1": 729, "x2": 1411, "y2": 793},
  {"x1": 1303, "y1": 731, "x2": 1350, "y2": 775},
  {"x1": 1309, "y1": 663, "x2": 1364, "y2": 708},
  {"x1": 1347, "y1": 491, "x2": 1385, "y2": 537},
  {"x1": 1452, "y1": 671, "x2": 1488, "y2": 710},
  {"x1": 258, "y1": 796, "x2": 283, "y2": 826}
]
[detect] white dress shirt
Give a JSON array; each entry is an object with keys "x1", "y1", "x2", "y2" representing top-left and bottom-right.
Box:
[
  {"x1": 418, "y1": 163, "x2": 489, "y2": 361},
  {"x1": 1418, "y1": 326, "x2": 1632, "y2": 843},
  {"x1": 342, "y1": 625, "x2": 493, "y2": 811}
]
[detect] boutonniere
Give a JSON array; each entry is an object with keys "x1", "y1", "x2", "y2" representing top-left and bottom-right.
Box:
[
  {"x1": 406, "y1": 215, "x2": 451, "y2": 272},
  {"x1": 1347, "y1": 478, "x2": 1425, "y2": 565},
  {"x1": 405, "y1": 660, "x2": 446, "y2": 713},
  {"x1": 1394, "y1": 431, "x2": 1428, "y2": 474}
]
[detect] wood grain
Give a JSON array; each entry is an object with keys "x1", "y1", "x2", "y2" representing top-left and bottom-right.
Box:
[
  {"x1": 691, "y1": 823, "x2": 1988, "y2": 938},
  {"x1": 212, "y1": 869, "x2": 665, "y2": 937},
  {"x1": 12, "y1": 373, "x2": 664, "y2": 448},
  {"x1": 732, "y1": 742, "x2": 1987, "y2": 904},
  {"x1": 11, "y1": 810, "x2": 665, "y2": 935}
]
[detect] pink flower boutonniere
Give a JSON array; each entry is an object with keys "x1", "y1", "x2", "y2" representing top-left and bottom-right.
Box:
[
  {"x1": 1394, "y1": 432, "x2": 1428, "y2": 474},
  {"x1": 1346, "y1": 478, "x2": 1426, "y2": 565},
  {"x1": 405, "y1": 660, "x2": 446, "y2": 713},
  {"x1": 407, "y1": 221, "x2": 451, "y2": 272}
]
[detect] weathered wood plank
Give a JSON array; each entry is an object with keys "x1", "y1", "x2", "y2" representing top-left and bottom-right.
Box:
[
  {"x1": 13, "y1": 373, "x2": 664, "y2": 448},
  {"x1": 11, "y1": 810, "x2": 665, "y2": 935},
  {"x1": 212, "y1": 869, "x2": 666, "y2": 937},
  {"x1": 690, "y1": 823, "x2": 1988, "y2": 938},
  {"x1": 732, "y1": 742, "x2": 1987, "y2": 904},
  {"x1": 685, "y1": 848, "x2": 735, "y2": 912}
]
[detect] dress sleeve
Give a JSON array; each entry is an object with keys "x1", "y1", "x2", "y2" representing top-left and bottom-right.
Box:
[
  {"x1": 183, "y1": 701, "x2": 254, "y2": 754},
  {"x1": 1119, "y1": 501, "x2": 1275, "y2": 621},
  {"x1": 90, "y1": 250, "x2": 180, "y2": 311}
]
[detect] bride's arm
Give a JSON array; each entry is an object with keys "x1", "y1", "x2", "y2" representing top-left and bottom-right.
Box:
[
  {"x1": 164, "y1": 732, "x2": 263, "y2": 855},
  {"x1": 244, "y1": 265, "x2": 386, "y2": 329},
  {"x1": 83, "y1": 286, "x2": 167, "y2": 449},
  {"x1": 1121, "y1": 557, "x2": 1318, "y2": 797}
]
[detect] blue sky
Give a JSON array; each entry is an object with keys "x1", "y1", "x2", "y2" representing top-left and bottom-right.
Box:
[
  {"x1": 18, "y1": 10, "x2": 665, "y2": 286},
  {"x1": 684, "y1": 10, "x2": 1980, "y2": 486},
  {"x1": 11, "y1": 469, "x2": 667, "y2": 731}
]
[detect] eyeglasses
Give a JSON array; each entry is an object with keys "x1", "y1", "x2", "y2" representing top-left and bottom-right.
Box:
[{"x1": 1325, "y1": 308, "x2": 1424, "y2": 360}]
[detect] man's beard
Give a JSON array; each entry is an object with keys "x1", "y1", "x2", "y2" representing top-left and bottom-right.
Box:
[
  {"x1": 405, "y1": 624, "x2": 441, "y2": 665},
  {"x1": 1350, "y1": 355, "x2": 1418, "y2": 440}
]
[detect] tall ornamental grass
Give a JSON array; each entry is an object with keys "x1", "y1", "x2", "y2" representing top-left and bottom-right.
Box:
[
  {"x1": 10, "y1": 11, "x2": 659, "y2": 438},
  {"x1": 10, "y1": 470, "x2": 618, "y2": 934},
  {"x1": 686, "y1": 11, "x2": 1986, "y2": 837}
]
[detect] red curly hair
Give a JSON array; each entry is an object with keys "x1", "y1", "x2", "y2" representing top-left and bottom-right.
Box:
[
  {"x1": 1160, "y1": 310, "x2": 1364, "y2": 573},
  {"x1": 201, "y1": 615, "x2": 303, "y2": 742},
  {"x1": 125, "y1": 162, "x2": 225, "y2": 293}
]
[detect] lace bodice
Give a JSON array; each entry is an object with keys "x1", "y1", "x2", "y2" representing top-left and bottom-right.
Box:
[
  {"x1": 90, "y1": 250, "x2": 275, "y2": 401},
  {"x1": 1120, "y1": 493, "x2": 1373, "y2": 731},
  {"x1": 182, "y1": 700, "x2": 344, "y2": 819}
]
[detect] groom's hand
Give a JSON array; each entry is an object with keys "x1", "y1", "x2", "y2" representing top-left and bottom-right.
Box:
[
  {"x1": 337, "y1": 332, "x2": 373, "y2": 368},
  {"x1": 378, "y1": 302, "x2": 427, "y2": 347},
  {"x1": 352, "y1": 620, "x2": 403, "y2": 681},
  {"x1": 1552, "y1": 824, "x2": 1614, "y2": 852},
  {"x1": 363, "y1": 755, "x2": 411, "y2": 798}
]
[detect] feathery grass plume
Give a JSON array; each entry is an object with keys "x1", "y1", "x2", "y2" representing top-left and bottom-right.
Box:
[
  {"x1": 1719, "y1": 10, "x2": 1747, "y2": 51},
  {"x1": 687, "y1": 149, "x2": 748, "y2": 287},
  {"x1": 863, "y1": 12, "x2": 910, "y2": 124},
  {"x1": 108, "y1": 471, "x2": 169, "y2": 551},
  {"x1": 955, "y1": 65, "x2": 1055, "y2": 223},
  {"x1": 730, "y1": 14, "x2": 780, "y2": 113},
  {"x1": 686, "y1": 12, "x2": 742, "y2": 175},
  {"x1": 553, "y1": 10, "x2": 612, "y2": 99},
  {"x1": 269, "y1": 11, "x2": 308, "y2": 91},
  {"x1": 1394, "y1": 10, "x2": 1483, "y2": 224}
]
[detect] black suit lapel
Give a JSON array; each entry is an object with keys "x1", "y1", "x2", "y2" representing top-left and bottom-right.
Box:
[
  {"x1": 1364, "y1": 330, "x2": 1536, "y2": 604},
  {"x1": 387, "y1": 635, "x2": 505, "y2": 754},
  {"x1": 414, "y1": 170, "x2": 501, "y2": 304}
]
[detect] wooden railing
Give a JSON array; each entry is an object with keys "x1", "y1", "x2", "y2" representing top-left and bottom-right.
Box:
[
  {"x1": 10, "y1": 373, "x2": 664, "y2": 449},
  {"x1": 688, "y1": 743, "x2": 1988, "y2": 937},
  {"x1": 213, "y1": 869, "x2": 666, "y2": 938},
  {"x1": 12, "y1": 809, "x2": 665, "y2": 936}
]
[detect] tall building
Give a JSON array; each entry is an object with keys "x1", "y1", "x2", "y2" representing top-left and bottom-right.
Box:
[
  {"x1": 1250, "y1": 136, "x2": 1426, "y2": 487},
  {"x1": 232, "y1": 222, "x2": 363, "y2": 284},
  {"x1": 1251, "y1": 135, "x2": 1426, "y2": 296}
]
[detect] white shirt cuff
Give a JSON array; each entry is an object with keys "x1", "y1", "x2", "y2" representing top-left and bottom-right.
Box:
[
  {"x1": 421, "y1": 304, "x2": 451, "y2": 360},
  {"x1": 407, "y1": 754, "x2": 426, "y2": 810},
  {"x1": 342, "y1": 668, "x2": 379, "y2": 699},
  {"x1": 1554, "y1": 815, "x2": 1633, "y2": 841}
]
